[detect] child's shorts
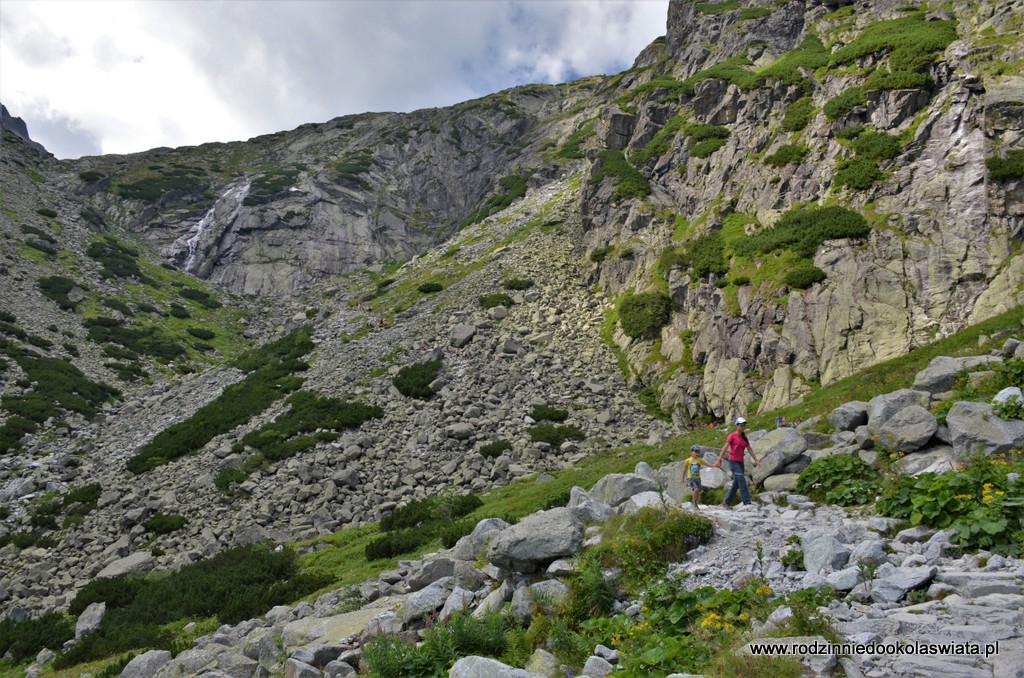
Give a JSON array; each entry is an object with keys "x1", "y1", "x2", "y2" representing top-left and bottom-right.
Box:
[{"x1": 687, "y1": 478, "x2": 701, "y2": 491}]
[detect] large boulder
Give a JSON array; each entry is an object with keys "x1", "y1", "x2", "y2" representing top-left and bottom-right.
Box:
[
  {"x1": 121, "y1": 650, "x2": 172, "y2": 678},
  {"x1": 450, "y1": 656, "x2": 545, "y2": 678},
  {"x1": 875, "y1": 405, "x2": 938, "y2": 453},
  {"x1": 566, "y1": 487, "x2": 613, "y2": 523},
  {"x1": 75, "y1": 602, "x2": 105, "y2": 639},
  {"x1": 894, "y1": 446, "x2": 958, "y2": 476},
  {"x1": 587, "y1": 473, "x2": 660, "y2": 507},
  {"x1": 828, "y1": 401, "x2": 869, "y2": 431},
  {"x1": 912, "y1": 356, "x2": 1001, "y2": 394},
  {"x1": 866, "y1": 389, "x2": 931, "y2": 431},
  {"x1": 750, "y1": 428, "x2": 807, "y2": 485},
  {"x1": 801, "y1": 531, "x2": 851, "y2": 574},
  {"x1": 96, "y1": 552, "x2": 154, "y2": 578},
  {"x1": 486, "y1": 508, "x2": 584, "y2": 572},
  {"x1": 947, "y1": 402, "x2": 1024, "y2": 455},
  {"x1": 450, "y1": 518, "x2": 510, "y2": 561},
  {"x1": 870, "y1": 566, "x2": 937, "y2": 603},
  {"x1": 402, "y1": 577, "x2": 454, "y2": 623}
]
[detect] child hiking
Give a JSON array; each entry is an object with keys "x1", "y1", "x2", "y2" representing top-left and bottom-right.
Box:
[
  {"x1": 685, "y1": 444, "x2": 710, "y2": 509},
  {"x1": 714, "y1": 417, "x2": 761, "y2": 507}
]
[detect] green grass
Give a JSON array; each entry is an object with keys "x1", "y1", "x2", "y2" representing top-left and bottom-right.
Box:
[
  {"x1": 829, "y1": 12, "x2": 957, "y2": 74},
  {"x1": 591, "y1": 150, "x2": 650, "y2": 202}
]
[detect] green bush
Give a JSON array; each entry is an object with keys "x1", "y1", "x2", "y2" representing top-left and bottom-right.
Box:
[
  {"x1": 480, "y1": 440, "x2": 513, "y2": 458},
  {"x1": 589, "y1": 245, "x2": 615, "y2": 263},
  {"x1": 168, "y1": 304, "x2": 191, "y2": 319},
  {"x1": 502, "y1": 278, "x2": 534, "y2": 291},
  {"x1": 440, "y1": 519, "x2": 477, "y2": 549},
  {"x1": 365, "y1": 528, "x2": 434, "y2": 561},
  {"x1": 127, "y1": 328, "x2": 313, "y2": 474},
  {"x1": 877, "y1": 453, "x2": 1024, "y2": 555},
  {"x1": 462, "y1": 174, "x2": 530, "y2": 226},
  {"x1": 764, "y1": 144, "x2": 809, "y2": 167},
  {"x1": 835, "y1": 125, "x2": 866, "y2": 141},
  {"x1": 58, "y1": 544, "x2": 329, "y2": 668},
  {"x1": 529, "y1": 423, "x2": 585, "y2": 448},
  {"x1": 829, "y1": 12, "x2": 956, "y2": 74},
  {"x1": 187, "y1": 327, "x2": 216, "y2": 340},
  {"x1": 38, "y1": 275, "x2": 85, "y2": 311},
  {"x1": 417, "y1": 282, "x2": 443, "y2": 294},
  {"x1": 834, "y1": 156, "x2": 884, "y2": 190},
  {"x1": 759, "y1": 36, "x2": 830, "y2": 92},
  {"x1": 115, "y1": 171, "x2": 201, "y2": 201},
  {"x1": 781, "y1": 97, "x2": 815, "y2": 132},
  {"x1": 739, "y1": 6, "x2": 772, "y2": 20},
  {"x1": 215, "y1": 468, "x2": 247, "y2": 494},
  {"x1": 78, "y1": 171, "x2": 105, "y2": 182},
  {"x1": 865, "y1": 69, "x2": 933, "y2": 90},
  {"x1": 240, "y1": 390, "x2": 382, "y2": 462},
  {"x1": 823, "y1": 87, "x2": 865, "y2": 121},
  {"x1": 143, "y1": 512, "x2": 187, "y2": 534},
  {"x1": 179, "y1": 286, "x2": 221, "y2": 309},
  {"x1": 695, "y1": 1, "x2": 738, "y2": 13},
  {"x1": 393, "y1": 360, "x2": 442, "y2": 399},
  {"x1": 680, "y1": 56, "x2": 760, "y2": 95},
  {"x1": 36, "y1": 207, "x2": 58, "y2": 218},
  {"x1": 87, "y1": 237, "x2": 153, "y2": 284},
  {"x1": 591, "y1": 150, "x2": 650, "y2": 202},
  {"x1": 797, "y1": 454, "x2": 880, "y2": 504},
  {"x1": 852, "y1": 130, "x2": 901, "y2": 161},
  {"x1": 784, "y1": 265, "x2": 827, "y2": 289},
  {"x1": 603, "y1": 507, "x2": 715, "y2": 590},
  {"x1": 0, "y1": 613, "x2": 75, "y2": 662},
  {"x1": 84, "y1": 317, "x2": 186, "y2": 363},
  {"x1": 619, "y1": 292, "x2": 672, "y2": 339},
  {"x1": 479, "y1": 293, "x2": 514, "y2": 309},
  {"x1": 987, "y1": 151, "x2": 1024, "y2": 180},
  {"x1": 530, "y1": 405, "x2": 569, "y2": 422},
  {"x1": 731, "y1": 205, "x2": 870, "y2": 259},
  {"x1": 691, "y1": 138, "x2": 729, "y2": 158}
]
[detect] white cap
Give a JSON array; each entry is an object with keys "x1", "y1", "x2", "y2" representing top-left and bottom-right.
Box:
[{"x1": 735, "y1": 417, "x2": 747, "y2": 425}]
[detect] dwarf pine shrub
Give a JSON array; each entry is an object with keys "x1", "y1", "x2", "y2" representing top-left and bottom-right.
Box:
[
  {"x1": 393, "y1": 360, "x2": 442, "y2": 399},
  {"x1": 619, "y1": 292, "x2": 672, "y2": 339}
]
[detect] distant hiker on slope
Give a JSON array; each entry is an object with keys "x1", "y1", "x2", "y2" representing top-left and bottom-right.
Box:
[{"x1": 714, "y1": 417, "x2": 761, "y2": 507}]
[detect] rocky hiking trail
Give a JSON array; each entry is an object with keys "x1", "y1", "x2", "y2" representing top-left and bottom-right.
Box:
[{"x1": 101, "y1": 460, "x2": 1024, "y2": 678}]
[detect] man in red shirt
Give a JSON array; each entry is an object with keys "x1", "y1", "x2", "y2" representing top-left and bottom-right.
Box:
[{"x1": 714, "y1": 417, "x2": 761, "y2": 506}]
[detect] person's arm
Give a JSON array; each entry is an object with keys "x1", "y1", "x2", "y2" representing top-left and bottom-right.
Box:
[
  {"x1": 715, "y1": 440, "x2": 728, "y2": 467},
  {"x1": 746, "y1": 440, "x2": 760, "y2": 466}
]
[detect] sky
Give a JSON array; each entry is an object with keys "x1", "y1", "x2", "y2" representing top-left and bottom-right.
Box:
[{"x1": 0, "y1": 0, "x2": 669, "y2": 159}]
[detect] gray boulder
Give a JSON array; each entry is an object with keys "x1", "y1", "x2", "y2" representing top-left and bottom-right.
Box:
[
  {"x1": 402, "y1": 577, "x2": 454, "y2": 623},
  {"x1": 993, "y1": 386, "x2": 1023, "y2": 407},
  {"x1": 894, "y1": 446, "x2": 958, "y2": 476},
  {"x1": 866, "y1": 389, "x2": 930, "y2": 431},
  {"x1": 121, "y1": 650, "x2": 172, "y2": 678},
  {"x1": 486, "y1": 508, "x2": 584, "y2": 572},
  {"x1": 828, "y1": 401, "x2": 869, "y2": 431},
  {"x1": 407, "y1": 557, "x2": 456, "y2": 592},
  {"x1": 801, "y1": 531, "x2": 851, "y2": 574},
  {"x1": 947, "y1": 402, "x2": 1024, "y2": 455},
  {"x1": 875, "y1": 405, "x2": 938, "y2": 453},
  {"x1": 870, "y1": 566, "x2": 937, "y2": 603},
  {"x1": 582, "y1": 655, "x2": 615, "y2": 677},
  {"x1": 96, "y1": 552, "x2": 154, "y2": 578},
  {"x1": 451, "y1": 518, "x2": 510, "y2": 561},
  {"x1": 587, "y1": 473, "x2": 660, "y2": 507},
  {"x1": 451, "y1": 324, "x2": 477, "y2": 348},
  {"x1": 566, "y1": 487, "x2": 613, "y2": 523},
  {"x1": 75, "y1": 602, "x2": 105, "y2": 639},
  {"x1": 913, "y1": 356, "x2": 1001, "y2": 394},
  {"x1": 449, "y1": 656, "x2": 545, "y2": 678},
  {"x1": 750, "y1": 428, "x2": 807, "y2": 485}
]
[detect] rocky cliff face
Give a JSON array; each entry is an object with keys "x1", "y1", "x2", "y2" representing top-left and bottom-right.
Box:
[
  {"x1": 65, "y1": 83, "x2": 606, "y2": 296},
  {"x1": 580, "y1": 0, "x2": 1024, "y2": 423}
]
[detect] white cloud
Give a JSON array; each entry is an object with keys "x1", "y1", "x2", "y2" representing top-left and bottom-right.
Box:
[{"x1": 0, "y1": 0, "x2": 668, "y2": 159}]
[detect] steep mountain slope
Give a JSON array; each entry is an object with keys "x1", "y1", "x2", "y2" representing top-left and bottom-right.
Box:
[{"x1": 0, "y1": 0, "x2": 1023, "y2": 650}]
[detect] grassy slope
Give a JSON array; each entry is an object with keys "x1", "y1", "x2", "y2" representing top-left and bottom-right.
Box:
[{"x1": 297, "y1": 304, "x2": 1024, "y2": 585}]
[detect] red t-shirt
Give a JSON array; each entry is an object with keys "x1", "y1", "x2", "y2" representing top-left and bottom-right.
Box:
[{"x1": 726, "y1": 431, "x2": 751, "y2": 461}]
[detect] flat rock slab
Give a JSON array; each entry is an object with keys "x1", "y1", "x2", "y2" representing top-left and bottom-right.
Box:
[{"x1": 282, "y1": 603, "x2": 396, "y2": 651}]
